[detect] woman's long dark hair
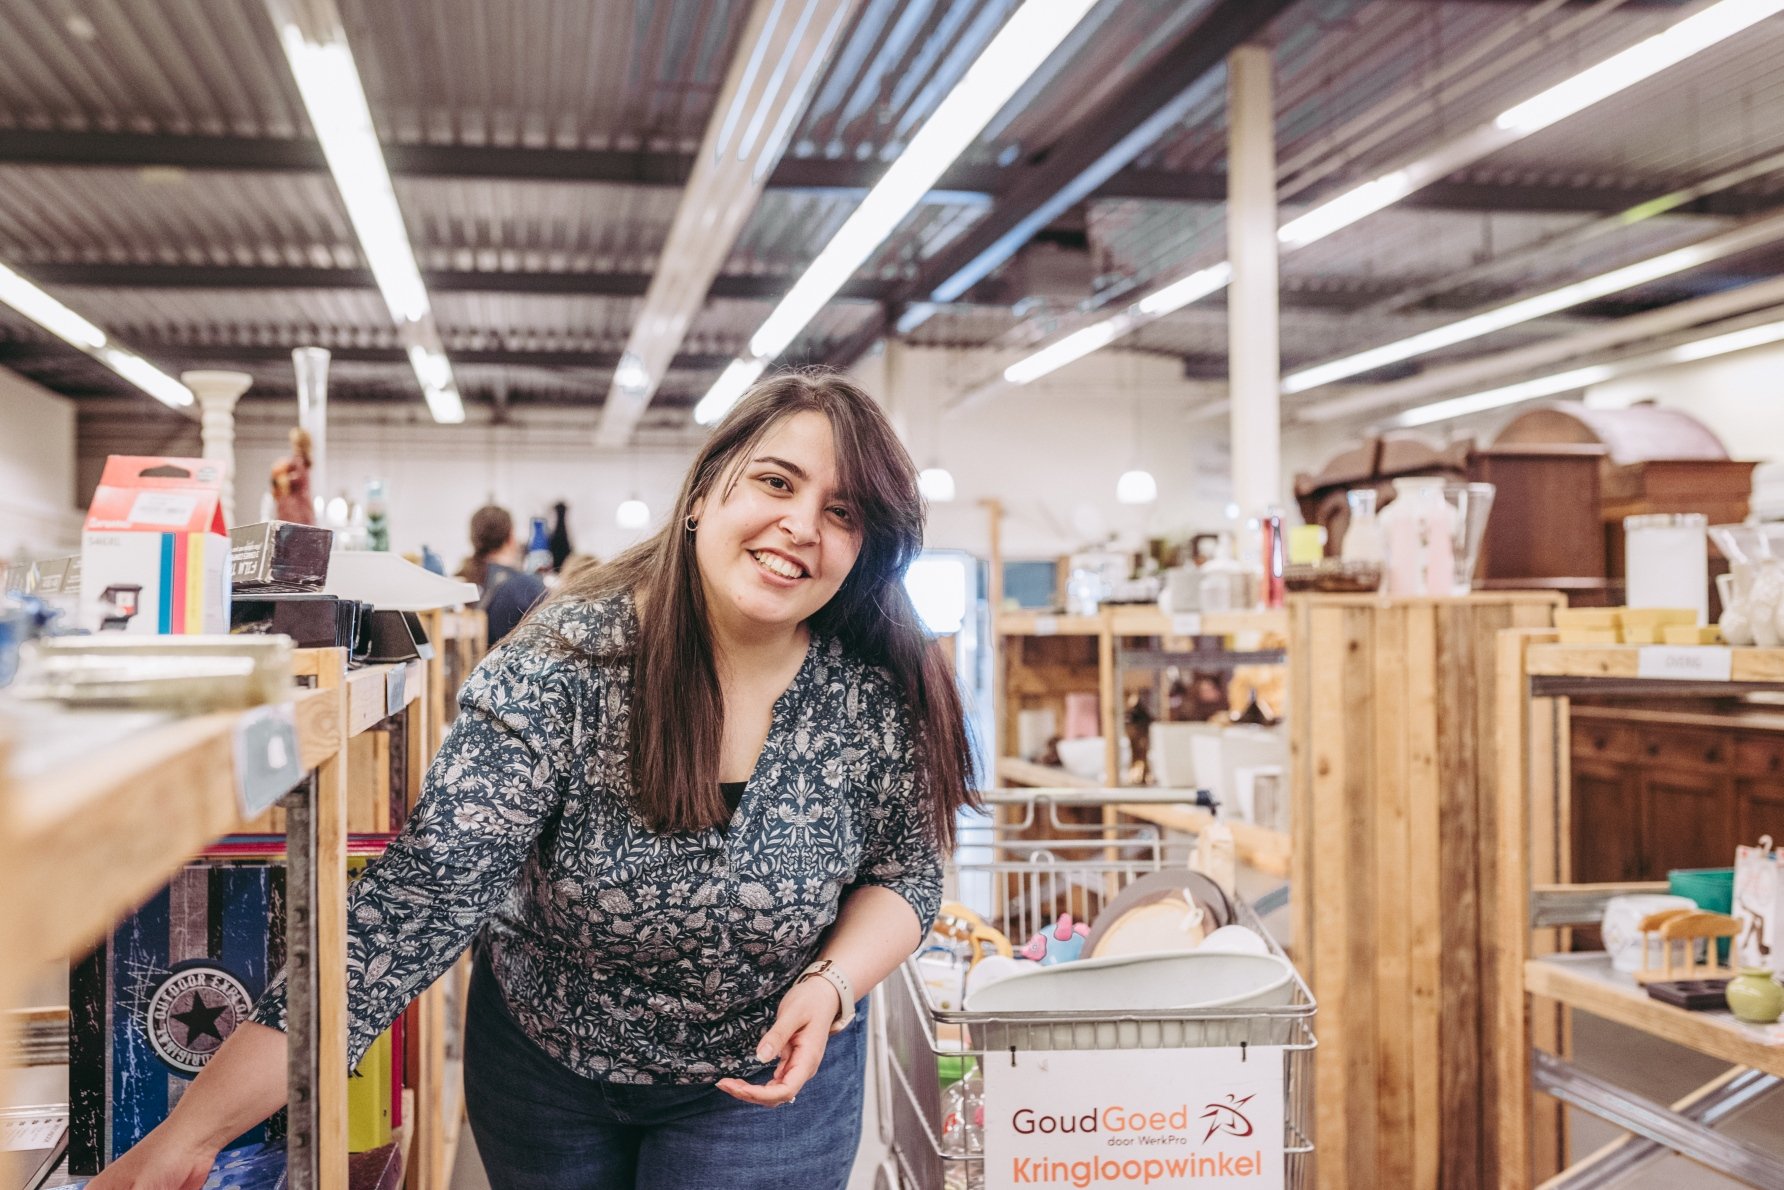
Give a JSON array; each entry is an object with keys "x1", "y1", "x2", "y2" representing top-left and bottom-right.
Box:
[{"x1": 551, "y1": 370, "x2": 979, "y2": 848}]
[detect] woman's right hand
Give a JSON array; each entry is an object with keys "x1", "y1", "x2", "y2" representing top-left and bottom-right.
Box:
[{"x1": 81, "y1": 1129, "x2": 219, "y2": 1190}]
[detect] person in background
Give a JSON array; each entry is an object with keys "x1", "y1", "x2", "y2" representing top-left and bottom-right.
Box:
[{"x1": 455, "y1": 504, "x2": 547, "y2": 646}]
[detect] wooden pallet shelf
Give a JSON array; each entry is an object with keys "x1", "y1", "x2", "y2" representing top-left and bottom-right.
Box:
[{"x1": 1524, "y1": 954, "x2": 1784, "y2": 1078}]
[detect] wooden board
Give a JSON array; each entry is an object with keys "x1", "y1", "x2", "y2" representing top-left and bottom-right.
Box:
[
  {"x1": 1525, "y1": 955, "x2": 1784, "y2": 1078},
  {"x1": 1290, "y1": 593, "x2": 1561, "y2": 1190},
  {"x1": 1528, "y1": 644, "x2": 1784, "y2": 682},
  {"x1": 1112, "y1": 802, "x2": 1291, "y2": 877},
  {"x1": 7, "y1": 689, "x2": 341, "y2": 964}
]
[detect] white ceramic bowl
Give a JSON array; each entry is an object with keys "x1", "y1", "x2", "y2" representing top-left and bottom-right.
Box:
[
  {"x1": 1197, "y1": 925, "x2": 1271, "y2": 956},
  {"x1": 963, "y1": 950, "x2": 1295, "y2": 1015},
  {"x1": 1054, "y1": 736, "x2": 1131, "y2": 781}
]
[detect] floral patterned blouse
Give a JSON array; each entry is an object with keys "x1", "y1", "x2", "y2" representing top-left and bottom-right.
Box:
[{"x1": 251, "y1": 592, "x2": 942, "y2": 1083}]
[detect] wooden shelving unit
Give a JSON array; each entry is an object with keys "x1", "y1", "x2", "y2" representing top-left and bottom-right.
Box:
[
  {"x1": 0, "y1": 610, "x2": 489, "y2": 1190},
  {"x1": 994, "y1": 603, "x2": 1291, "y2": 864},
  {"x1": 1496, "y1": 635, "x2": 1784, "y2": 1188}
]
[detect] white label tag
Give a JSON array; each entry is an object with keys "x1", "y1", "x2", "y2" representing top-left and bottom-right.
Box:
[
  {"x1": 386, "y1": 665, "x2": 408, "y2": 716},
  {"x1": 1636, "y1": 646, "x2": 1733, "y2": 682},
  {"x1": 233, "y1": 702, "x2": 302, "y2": 817},
  {"x1": 125, "y1": 490, "x2": 199, "y2": 528},
  {"x1": 1034, "y1": 616, "x2": 1060, "y2": 636},
  {"x1": 982, "y1": 1047, "x2": 1284, "y2": 1190},
  {"x1": 1171, "y1": 613, "x2": 1203, "y2": 637}
]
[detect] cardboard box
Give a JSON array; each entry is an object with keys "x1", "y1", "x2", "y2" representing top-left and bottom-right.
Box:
[{"x1": 81, "y1": 457, "x2": 231, "y2": 635}]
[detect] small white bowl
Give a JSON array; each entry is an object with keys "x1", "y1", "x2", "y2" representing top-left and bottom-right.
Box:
[{"x1": 1197, "y1": 925, "x2": 1270, "y2": 956}]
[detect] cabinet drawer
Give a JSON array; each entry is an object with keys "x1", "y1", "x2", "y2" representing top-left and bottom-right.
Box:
[
  {"x1": 1733, "y1": 734, "x2": 1784, "y2": 778},
  {"x1": 1572, "y1": 722, "x2": 1640, "y2": 762},
  {"x1": 1633, "y1": 728, "x2": 1728, "y2": 771}
]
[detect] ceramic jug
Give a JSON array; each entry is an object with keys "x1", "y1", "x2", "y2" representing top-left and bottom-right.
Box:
[{"x1": 1725, "y1": 967, "x2": 1784, "y2": 1024}]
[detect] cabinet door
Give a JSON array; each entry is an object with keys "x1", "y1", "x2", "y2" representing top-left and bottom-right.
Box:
[
  {"x1": 1640, "y1": 768, "x2": 1738, "y2": 875},
  {"x1": 1738, "y1": 778, "x2": 1784, "y2": 847},
  {"x1": 1572, "y1": 759, "x2": 1643, "y2": 883}
]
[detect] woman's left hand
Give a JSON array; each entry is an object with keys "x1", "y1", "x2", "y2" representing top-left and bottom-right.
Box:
[{"x1": 715, "y1": 976, "x2": 841, "y2": 1108}]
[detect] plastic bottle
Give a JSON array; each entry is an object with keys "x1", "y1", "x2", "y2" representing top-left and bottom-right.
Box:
[
  {"x1": 523, "y1": 516, "x2": 552, "y2": 575},
  {"x1": 1192, "y1": 790, "x2": 1237, "y2": 896}
]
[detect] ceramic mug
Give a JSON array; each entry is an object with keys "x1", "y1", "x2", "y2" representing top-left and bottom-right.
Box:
[{"x1": 1601, "y1": 893, "x2": 1696, "y2": 974}]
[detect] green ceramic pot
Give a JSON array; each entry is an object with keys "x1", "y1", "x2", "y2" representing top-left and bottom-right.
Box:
[{"x1": 1725, "y1": 968, "x2": 1784, "y2": 1024}]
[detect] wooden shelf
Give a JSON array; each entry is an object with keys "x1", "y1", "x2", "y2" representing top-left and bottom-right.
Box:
[
  {"x1": 994, "y1": 611, "x2": 1104, "y2": 636},
  {"x1": 5, "y1": 687, "x2": 340, "y2": 964},
  {"x1": 1527, "y1": 642, "x2": 1784, "y2": 682},
  {"x1": 1525, "y1": 953, "x2": 1784, "y2": 1078},
  {"x1": 994, "y1": 756, "x2": 1100, "y2": 789},
  {"x1": 996, "y1": 607, "x2": 1290, "y2": 639},
  {"x1": 346, "y1": 660, "x2": 426, "y2": 737},
  {"x1": 1113, "y1": 801, "x2": 1292, "y2": 877}
]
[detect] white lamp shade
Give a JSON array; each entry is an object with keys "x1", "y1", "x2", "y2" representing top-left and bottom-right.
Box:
[
  {"x1": 1116, "y1": 468, "x2": 1158, "y2": 505},
  {"x1": 615, "y1": 498, "x2": 651, "y2": 530},
  {"x1": 918, "y1": 467, "x2": 957, "y2": 502}
]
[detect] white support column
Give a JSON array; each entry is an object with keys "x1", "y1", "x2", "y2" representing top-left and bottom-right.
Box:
[
  {"x1": 1226, "y1": 44, "x2": 1281, "y2": 514},
  {"x1": 183, "y1": 370, "x2": 253, "y2": 528}
]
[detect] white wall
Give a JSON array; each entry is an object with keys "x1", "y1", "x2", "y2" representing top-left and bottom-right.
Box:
[
  {"x1": 0, "y1": 366, "x2": 81, "y2": 562},
  {"x1": 72, "y1": 345, "x2": 1256, "y2": 571},
  {"x1": 856, "y1": 343, "x2": 1237, "y2": 558}
]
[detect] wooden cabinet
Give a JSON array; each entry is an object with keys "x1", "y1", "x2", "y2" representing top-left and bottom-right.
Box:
[{"x1": 1568, "y1": 708, "x2": 1784, "y2": 896}]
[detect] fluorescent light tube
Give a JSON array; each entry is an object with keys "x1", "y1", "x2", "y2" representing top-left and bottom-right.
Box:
[
  {"x1": 1496, "y1": 0, "x2": 1784, "y2": 136},
  {"x1": 1278, "y1": 170, "x2": 1413, "y2": 249},
  {"x1": 99, "y1": 346, "x2": 197, "y2": 409},
  {"x1": 1002, "y1": 315, "x2": 1133, "y2": 385},
  {"x1": 742, "y1": 0, "x2": 1098, "y2": 363},
  {"x1": 1284, "y1": 216, "x2": 1784, "y2": 394},
  {"x1": 1395, "y1": 365, "x2": 1616, "y2": 427},
  {"x1": 267, "y1": 0, "x2": 461, "y2": 424},
  {"x1": 0, "y1": 262, "x2": 107, "y2": 350},
  {"x1": 422, "y1": 384, "x2": 465, "y2": 424},
  {"x1": 1136, "y1": 262, "x2": 1235, "y2": 318},
  {"x1": 1665, "y1": 318, "x2": 1784, "y2": 362},
  {"x1": 695, "y1": 357, "x2": 769, "y2": 425}
]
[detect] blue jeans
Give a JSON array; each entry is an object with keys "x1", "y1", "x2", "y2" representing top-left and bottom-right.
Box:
[{"x1": 463, "y1": 956, "x2": 866, "y2": 1189}]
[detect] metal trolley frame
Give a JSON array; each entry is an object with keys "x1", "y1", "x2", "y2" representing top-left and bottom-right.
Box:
[{"x1": 872, "y1": 790, "x2": 1316, "y2": 1190}]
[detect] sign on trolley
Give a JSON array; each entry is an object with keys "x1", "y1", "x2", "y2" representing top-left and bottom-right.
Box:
[{"x1": 982, "y1": 1047, "x2": 1286, "y2": 1190}]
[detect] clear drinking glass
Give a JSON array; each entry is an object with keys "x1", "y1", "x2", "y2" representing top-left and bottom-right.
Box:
[{"x1": 1444, "y1": 482, "x2": 1496, "y2": 595}]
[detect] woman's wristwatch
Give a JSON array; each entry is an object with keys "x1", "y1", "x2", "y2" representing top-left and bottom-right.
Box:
[{"x1": 795, "y1": 959, "x2": 855, "y2": 1034}]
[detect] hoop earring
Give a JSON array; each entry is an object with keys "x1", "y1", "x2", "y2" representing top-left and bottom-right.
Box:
[{"x1": 684, "y1": 515, "x2": 698, "y2": 532}]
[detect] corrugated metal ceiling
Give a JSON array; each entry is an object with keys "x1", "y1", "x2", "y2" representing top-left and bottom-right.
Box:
[{"x1": 0, "y1": 0, "x2": 1778, "y2": 416}]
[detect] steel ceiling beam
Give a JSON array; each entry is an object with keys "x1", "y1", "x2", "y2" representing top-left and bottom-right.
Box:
[
  {"x1": 813, "y1": 0, "x2": 1298, "y2": 371},
  {"x1": 5, "y1": 129, "x2": 1766, "y2": 218},
  {"x1": 0, "y1": 340, "x2": 734, "y2": 371},
  {"x1": 16, "y1": 262, "x2": 895, "y2": 302}
]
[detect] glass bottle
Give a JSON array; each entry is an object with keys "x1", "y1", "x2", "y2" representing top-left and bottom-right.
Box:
[{"x1": 1341, "y1": 488, "x2": 1385, "y2": 564}]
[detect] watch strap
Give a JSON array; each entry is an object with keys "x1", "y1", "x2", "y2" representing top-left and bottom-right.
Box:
[{"x1": 797, "y1": 959, "x2": 855, "y2": 1034}]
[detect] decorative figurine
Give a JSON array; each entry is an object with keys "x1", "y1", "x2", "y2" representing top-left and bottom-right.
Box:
[
  {"x1": 269, "y1": 428, "x2": 315, "y2": 524},
  {"x1": 1018, "y1": 915, "x2": 1090, "y2": 966}
]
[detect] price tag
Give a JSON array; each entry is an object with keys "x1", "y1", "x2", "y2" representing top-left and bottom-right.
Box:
[
  {"x1": 1034, "y1": 616, "x2": 1060, "y2": 637},
  {"x1": 1637, "y1": 646, "x2": 1733, "y2": 682},
  {"x1": 233, "y1": 702, "x2": 302, "y2": 817},
  {"x1": 982, "y1": 1047, "x2": 1284, "y2": 1190},
  {"x1": 386, "y1": 664, "x2": 408, "y2": 717},
  {"x1": 1171, "y1": 613, "x2": 1203, "y2": 637}
]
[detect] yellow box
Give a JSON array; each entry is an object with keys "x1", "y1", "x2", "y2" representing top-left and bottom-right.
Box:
[
  {"x1": 1558, "y1": 628, "x2": 1621, "y2": 644},
  {"x1": 1661, "y1": 625, "x2": 1725, "y2": 645},
  {"x1": 1620, "y1": 608, "x2": 1697, "y2": 629},
  {"x1": 1555, "y1": 607, "x2": 1621, "y2": 630}
]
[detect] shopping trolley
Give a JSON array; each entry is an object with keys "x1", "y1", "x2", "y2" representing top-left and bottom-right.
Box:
[{"x1": 870, "y1": 789, "x2": 1315, "y2": 1190}]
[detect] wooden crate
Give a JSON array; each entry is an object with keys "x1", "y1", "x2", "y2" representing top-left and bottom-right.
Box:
[{"x1": 1289, "y1": 593, "x2": 1560, "y2": 1190}]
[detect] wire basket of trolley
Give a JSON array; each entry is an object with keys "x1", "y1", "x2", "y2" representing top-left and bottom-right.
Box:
[{"x1": 868, "y1": 788, "x2": 1315, "y2": 1190}]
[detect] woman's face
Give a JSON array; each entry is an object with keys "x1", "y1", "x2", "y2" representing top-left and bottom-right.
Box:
[{"x1": 691, "y1": 410, "x2": 864, "y2": 635}]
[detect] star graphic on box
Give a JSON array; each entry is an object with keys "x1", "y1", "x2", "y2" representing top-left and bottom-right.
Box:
[{"x1": 171, "y1": 991, "x2": 230, "y2": 1046}]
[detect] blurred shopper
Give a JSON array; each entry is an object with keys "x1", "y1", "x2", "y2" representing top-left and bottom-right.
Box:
[{"x1": 456, "y1": 504, "x2": 546, "y2": 646}]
